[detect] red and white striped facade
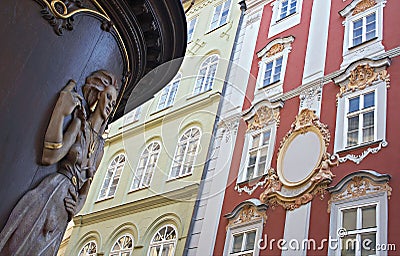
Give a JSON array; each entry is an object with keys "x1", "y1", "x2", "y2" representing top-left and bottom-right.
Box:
[{"x1": 212, "y1": 0, "x2": 400, "y2": 255}]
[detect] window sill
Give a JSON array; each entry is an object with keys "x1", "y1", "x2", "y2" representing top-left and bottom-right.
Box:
[
  {"x1": 258, "y1": 79, "x2": 282, "y2": 90},
  {"x1": 187, "y1": 88, "x2": 213, "y2": 100},
  {"x1": 167, "y1": 172, "x2": 193, "y2": 182},
  {"x1": 95, "y1": 196, "x2": 114, "y2": 203},
  {"x1": 150, "y1": 105, "x2": 173, "y2": 116},
  {"x1": 237, "y1": 173, "x2": 268, "y2": 186},
  {"x1": 274, "y1": 12, "x2": 297, "y2": 24},
  {"x1": 128, "y1": 186, "x2": 150, "y2": 194},
  {"x1": 119, "y1": 119, "x2": 140, "y2": 130},
  {"x1": 204, "y1": 21, "x2": 229, "y2": 35},
  {"x1": 336, "y1": 139, "x2": 382, "y2": 154},
  {"x1": 348, "y1": 37, "x2": 378, "y2": 50}
]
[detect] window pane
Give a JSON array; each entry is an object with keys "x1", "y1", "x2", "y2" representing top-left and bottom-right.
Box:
[
  {"x1": 341, "y1": 235, "x2": 357, "y2": 256},
  {"x1": 343, "y1": 208, "x2": 357, "y2": 231},
  {"x1": 280, "y1": 0, "x2": 289, "y2": 19},
  {"x1": 187, "y1": 18, "x2": 197, "y2": 42},
  {"x1": 363, "y1": 92, "x2": 375, "y2": 108},
  {"x1": 245, "y1": 231, "x2": 256, "y2": 251},
  {"x1": 252, "y1": 134, "x2": 260, "y2": 149},
  {"x1": 289, "y1": 0, "x2": 297, "y2": 15},
  {"x1": 362, "y1": 206, "x2": 376, "y2": 229},
  {"x1": 263, "y1": 62, "x2": 273, "y2": 86},
  {"x1": 273, "y1": 57, "x2": 283, "y2": 82},
  {"x1": 362, "y1": 112, "x2": 374, "y2": 143},
  {"x1": 366, "y1": 13, "x2": 376, "y2": 40},
  {"x1": 232, "y1": 233, "x2": 244, "y2": 253},
  {"x1": 349, "y1": 97, "x2": 360, "y2": 113},
  {"x1": 220, "y1": 0, "x2": 231, "y2": 25},
  {"x1": 361, "y1": 233, "x2": 376, "y2": 256},
  {"x1": 210, "y1": 5, "x2": 222, "y2": 30},
  {"x1": 262, "y1": 131, "x2": 271, "y2": 145}
]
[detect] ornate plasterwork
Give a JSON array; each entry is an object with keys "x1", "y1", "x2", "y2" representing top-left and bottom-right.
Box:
[
  {"x1": 337, "y1": 64, "x2": 390, "y2": 98},
  {"x1": 337, "y1": 140, "x2": 388, "y2": 164},
  {"x1": 266, "y1": 44, "x2": 284, "y2": 57},
  {"x1": 235, "y1": 176, "x2": 268, "y2": 195},
  {"x1": 299, "y1": 84, "x2": 323, "y2": 112},
  {"x1": 352, "y1": 0, "x2": 377, "y2": 15},
  {"x1": 260, "y1": 109, "x2": 339, "y2": 210},
  {"x1": 225, "y1": 200, "x2": 268, "y2": 229},
  {"x1": 327, "y1": 171, "x2": 391, "y2": 213},
  {"x1": 246, "y1": 106, "x2": 280, "y2": 132},
  {"x1": 219, "y1": 117, "x2": 240, "y2": 143}
]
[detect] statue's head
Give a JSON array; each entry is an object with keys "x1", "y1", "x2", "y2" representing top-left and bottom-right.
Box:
[{"x1": 82, "y1": 70, "x2": 119, "y2": 120}]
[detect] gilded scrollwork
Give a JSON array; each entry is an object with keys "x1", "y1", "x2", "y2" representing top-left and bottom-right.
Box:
[
  {"x1": 266, "y1": 43, "x2": 284, "y2": 57},
  {"x1": 247, "y1": 106, "x2": 280, "y2": 132},
  {"x1": 227, "y1": 204, "x2": 267, "y2": 228},
  {"x1": 327, "y1": 172, "x2": 392, "y2": 213},
  {"x1": 336, "y1": 64, "x2": 390, "y2": 99},
  {"x1": 260, "y1": 109, "x2": 337, "y2": 211},
  {"x1": 352, "y1": 0, "x2": 377, "y2": 15}
]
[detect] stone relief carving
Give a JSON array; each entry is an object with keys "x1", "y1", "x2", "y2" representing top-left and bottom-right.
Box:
[
  {"x1": 260, "y1": 109, "x2": 338, "y2": 211},
  {"x1": 266, "y1": 43, "x2": 284, "y2": 57},
  {"x1": 0, "y1": 71, "x2": 119, "y2": 255},
  {"x1": 226, "y1": 203, "x2": 268, "y2": 229},
  {"x1": 299, "y1": 84, "x2": 322, "y2": 112},
  {"x1": 352, "y1": 0, "x2": 377, "y2": 15},
  {"x1": 219, "y1": 118, "x2": 240, "y2": 143}
]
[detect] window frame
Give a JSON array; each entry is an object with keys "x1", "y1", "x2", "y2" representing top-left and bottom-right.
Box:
[
  {"x1": 334, "y1": 81, "x2": 387, "y2": 153},
  {"x1": 148, "y1": 225, "x2": 178, "y2": 256},
  {"x1": 131, "y1": 142, "x2": 161, "y2": 191},
  {"x1": 157, "y1": 73, "x2": 181, "y2": 111},
  {"x1": 78, "y1": 240, "x2": 97, "y2": 256},
  {"x1": 110, "y1": 234, "x2": 134, "y2": 256},
  {"x1": 268, "y1": 0, "x2": 303, "y2": 37},
  {"x1": 169, "y1": 127, "x2": 202, "y2": 180},
  {"x1": 223, "y1": 219, "x2": 263, "y2": 256},
  {"x1": 124, "y1": 105, "x2": 143, "y2": 125},
  {"x1": 238, "y1": 125, "x2": 276, "y2": 184},
  {"x1": 328, "y1": 193, "x2": 388, "y2": 256},
  {"x1": 193, "y1": 55, "x2": 219, "y2": 95},
  {"x1": 209, "y1": 0, "x2": 232, "y2": 31},
  {"x1": 187, "y1": 17, "x2": 198, "y2": 43},
  {"x1": 98, "y1": 153, "x2": 126, "y2": 200}
]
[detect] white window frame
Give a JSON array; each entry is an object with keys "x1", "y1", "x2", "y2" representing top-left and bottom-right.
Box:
[
  {"x1": 78, "y1": 241, "x2": 97, "y2": 256},
  {"x1": 157, "y1": 73, "x2": 181, "y2": 110},
  {"x1": 110, "y1": 234, "x2": 134, "y2": 256},
  {"x1": 98, "y1": 153, "x2": 126, "y2": 200},
  {"x1": 193, "y1": 55, "x2": 219, "y2": 95},
  {"x1": 169, "y1": 127, "x2": 201, "y2": 179},
  {"x1": 124, "y1": 105, "x2": 143, "y2": 125},
  {"x1": 334, "y1": 81, "x2": 386, "y2": 153},
  {"x1": 254, "y1": 36, "x2": 293, "y2": 101},
  {"x1": 187, "y1": 17, "x2": 197, "y2": 43},
  {"x1": 131, "y1": 142, "x2": 161, "y2": 190},
  {"x1": 340, "y1": 0, "x2": 386, "y2": 68},
  {"x1": 328, "y1": 193, "x2": 388, "y2": 256},
  {"x1": 223, "y1": 220, "x2": 263, "y2": 256},
  {"x1": 238, "y1": 125, "x2": 276, "y2": 184},
  {"x1": 209, "y1": 0, "x2": 232, "y2": 31},
  {"x1": 148, "y1": 225, "x2": 178, "y2": 256},
  {"x1": 268, "y1": 0, "x2": 303, "y2": 38}
]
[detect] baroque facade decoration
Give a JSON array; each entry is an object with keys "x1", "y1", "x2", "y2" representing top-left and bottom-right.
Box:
[
  {"x1": 259, "y1": 109, "x2": 338, "y2": 210},
  {"x1": 246, "y1": 105, "x2": 280, "y2": 131},
  {"x1": 225, "y1": 200, "x2": 268, "y2": 228},
  {"x1": 327, "y1": 170, "x2": 392, "y2": 213},
  {"x1": 352, "y1": 0, "x2": 377, "y2": 15}
]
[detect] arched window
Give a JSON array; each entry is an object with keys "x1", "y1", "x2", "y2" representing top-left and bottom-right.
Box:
[
  {"x1": 131, "y1": 142, "x2": 161, "y2": 190},
  {"x1": 170, "y1": 127, "x2": 201, "y2": 179},
  {"x1": 193, "y1": 55, "x2": 219, "y2": 95},
  {"x1": 99, "y1": 154, "x2": 126, "y2": 199},
  {"x1": 158, "y1": 73, "x2": 181, "y2": 110},
  {"x1": 110, "y1": 234, "x2": 134, "y2": 256},
  {"x1": 78, "y1": 241, "x2": 97, "y2": 256},
  {"x1": 148, "y1": 225, "x2": 177, "y2": 256}
]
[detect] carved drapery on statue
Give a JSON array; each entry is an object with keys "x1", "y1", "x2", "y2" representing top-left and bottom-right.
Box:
[
  {"x1": 259, "y1": 109, "x2": 338, "y2": 210},
  {"x1": 0, "y1": 71, "x2": 118, "y2": 255}
]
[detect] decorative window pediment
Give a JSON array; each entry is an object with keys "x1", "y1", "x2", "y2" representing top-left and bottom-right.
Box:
[
  {"x1": 259, "y1": 109, "x2": 339, "y2": 210},
  {"x1": 225, "y1": 199, "x2": 268, "y2": 228}
]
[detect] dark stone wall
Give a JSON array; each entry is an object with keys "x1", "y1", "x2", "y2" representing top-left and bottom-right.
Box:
[{"x1": 0, "y1": 0, "x2": 124, "y2": 230}]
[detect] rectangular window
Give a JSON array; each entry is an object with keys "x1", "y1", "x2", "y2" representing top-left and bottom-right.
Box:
[
  {"x1": 124, "y1": 105, "x2": 142, "y2": 125},
  {"x1": 340, "y1": 205, "x2": 378, "y2": 256},
  {"x1": 346, "y1": 91, "x2": 375, "y2": 147},
  {"x1": 230, "y1": 230, "x2": 257, "y2": 256},
  {"x1": 157, "y1": 75, "x2": 180, "y2": 110},
  {"x1": 245, "y1": 130, "x2": 271, "y2": 181},
  {"x1": 279, "y1": 0, "x2": 297, "y2": 20},
  {"x1": 352, "y1": 12, "x2": 376, "y2": 47},
  {"x1": 187, "y1": 17, "x2": 197, "y2": 42},
  {"x1": 210, "y1": 0, "x2": 232, "y2": 31},
  {"x1": 262, "y1": 56, "x2": 283, "y2": 87}
]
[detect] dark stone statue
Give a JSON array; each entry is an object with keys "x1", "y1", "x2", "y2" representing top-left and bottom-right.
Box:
[{"x1": 0, "y1": 70, "x2": 119, "y2": 255}]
